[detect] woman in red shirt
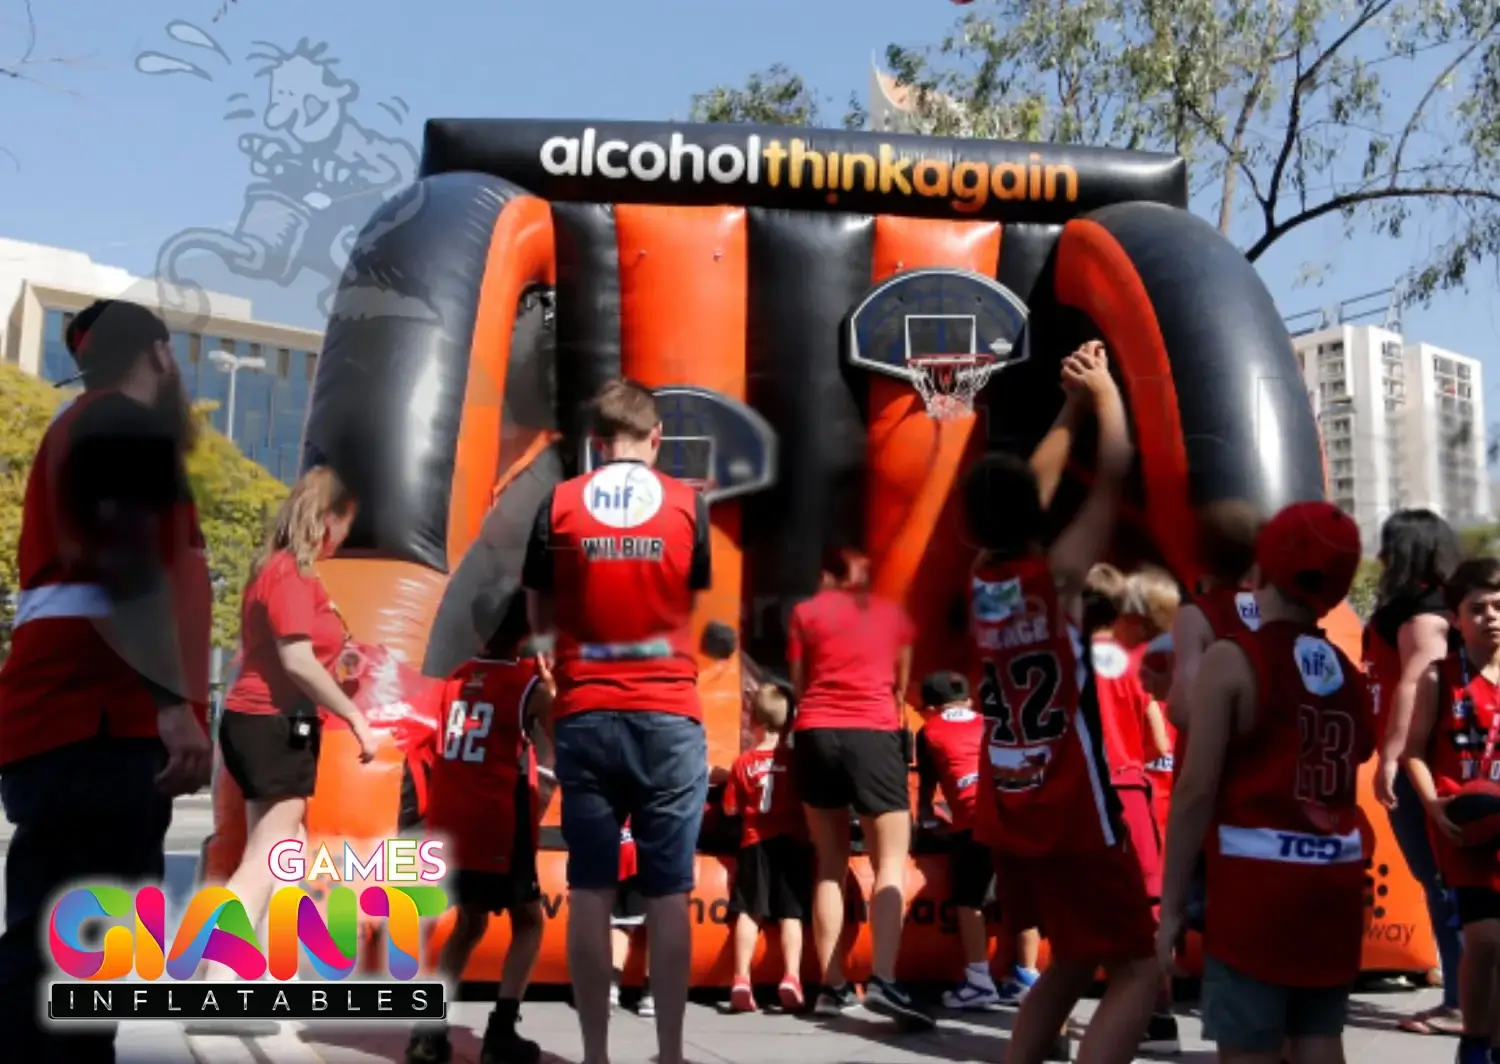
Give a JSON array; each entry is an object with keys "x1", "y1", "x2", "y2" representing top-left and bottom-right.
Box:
[
  {"x1": 211, "y1": 468, "x2": 377, "y2": 970},
  {"x1": 787, "y1": 546, "x2": 930, "y2": 1028}
]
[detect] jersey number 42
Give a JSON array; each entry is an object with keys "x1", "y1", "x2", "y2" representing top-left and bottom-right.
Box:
[{"x1": 979, "y1": 651, "x2": 1067, "y2": 745}]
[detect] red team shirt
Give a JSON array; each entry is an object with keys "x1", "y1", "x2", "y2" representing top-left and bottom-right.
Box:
[
  {"x1": 1205, "y1": 623, "x2": 1373, "y2": 987},
  {"x1": 1425, "y1": 650, "x2": 1500, "y2": 892},
  {"x1": 1173, "y1": 586, "x2": 1262, "y2": 774},
  {"x1": 423, "y1": 657, "x2": 541, "y2": 875},
  {"x1": 787, "y1": 590, "x2": 914, "y2": 731},
  {"x1": 226, "y1": 551, "x2": 349, "y2": 717},
  {"x1": 527, "y1": 462, "x2": 709, "y2": 722},
  {"x1": 916, "y1": 705, "x2": 984, "y2": 833},
  {"x1": 723, "y1": 746, "x2": 806, "y2": 846},
  {"x1": 1091, "y1": 633, "x2": 1150, "y2": 782},
  {"x1": 969, "y1": 555, "x2": 1119, "y2": 857}
]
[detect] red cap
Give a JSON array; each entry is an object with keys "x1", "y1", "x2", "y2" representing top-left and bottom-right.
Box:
[{"x1": 1254, "y1": 501, "x2": 1362, "y2": 616}]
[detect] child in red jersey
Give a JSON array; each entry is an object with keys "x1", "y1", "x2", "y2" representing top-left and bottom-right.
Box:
[
  {"x1": 407, "y1": 607, "x2": 554, "y2": 1064},
  {"x1": 961, "y1": 341, "x2": 1158, "y2": 1064},
  {"x1": 1159, "y1": 501, "x2": 1372, "y2": 1064},
  {"x1": 723, "y1": 684, "x2": 812, "y2": 1012},
  {"x1": 915, "y1": 671, "x2": 1041, "y2": 1010},
  {"x1": 610, "y1": 822, "x2": 654, "y2": 1016},
  {"x1": 1404, "y1": 557, "x2": 1500, "y2": 1064}
]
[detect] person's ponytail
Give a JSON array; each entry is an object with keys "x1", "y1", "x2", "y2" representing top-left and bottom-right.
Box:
[{"x1": 821, "y1": 544, "x2": 872, "y2": 609}]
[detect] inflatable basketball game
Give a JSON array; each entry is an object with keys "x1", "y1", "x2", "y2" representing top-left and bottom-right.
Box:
[{"x1": 200, "y1": 120, "x2": 1434, "y2": 985}]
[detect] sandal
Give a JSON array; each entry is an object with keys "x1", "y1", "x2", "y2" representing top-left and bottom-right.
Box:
[{"x1": 1398, "y1": 1005, "x2": 1463, "y2": 1035}]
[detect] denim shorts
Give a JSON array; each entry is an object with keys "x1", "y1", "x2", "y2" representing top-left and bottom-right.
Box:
[{"x1": 553, "y1": 710, "x2": 708, "y2": 897}]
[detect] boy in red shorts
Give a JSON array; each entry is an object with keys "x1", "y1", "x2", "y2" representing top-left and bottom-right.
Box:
[
  {"x1": 406, "y1": 607, "x2": 553, "y2": 1064},
  {"x1": 1403, "y1": 557, "x2": 1500, "y2": 1064},
  {"x1": 1159, "y1": 501, "x2": 1371, "y2": 1064},
  {"x1": 723, "y1": 684, "x2": 812, "y2": 1012},
  {"x1": 962, "y1": 340, "x2": 1160, "y2": 1064}
]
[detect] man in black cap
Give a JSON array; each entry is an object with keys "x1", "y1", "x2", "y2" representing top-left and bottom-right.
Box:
[{"x1": 0, "y1": 299, "x2": 212, "y2": 1062}]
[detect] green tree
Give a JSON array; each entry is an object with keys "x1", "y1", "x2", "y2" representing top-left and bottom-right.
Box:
[
  {"x1": 1347, "y1": 557, "x2": 1383, "y2": 619},
  {"x1": 689, "y1": 63, "x2": 866, "y2": 129},
  {"x1": 0, "y1": 364, "x2": 287, "y2": 660},
  {"x1": 693, "y1": 0, "x2": 1500, "y2": 299}
]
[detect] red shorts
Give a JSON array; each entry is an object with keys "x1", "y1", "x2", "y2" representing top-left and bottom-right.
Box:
[
  {"x1": 1117, "y1": 781, "x2": 1162, "y2": 900},
  {"x1": 996, "y1": 842, "x2": 1157, "y2": 965}
]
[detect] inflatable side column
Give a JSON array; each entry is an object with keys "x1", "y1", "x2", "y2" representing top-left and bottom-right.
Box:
[
  {"x1": 1051, "y1": 203, "x2": 1435, "y2": 976},
  {"x1": 200, "y1": 174, "x2": 558, "y2": 883}
]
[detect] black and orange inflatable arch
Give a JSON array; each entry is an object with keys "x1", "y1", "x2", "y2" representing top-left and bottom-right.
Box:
[{"x1": 202, "y1": 120, "x2": 1433, "y2": 985}]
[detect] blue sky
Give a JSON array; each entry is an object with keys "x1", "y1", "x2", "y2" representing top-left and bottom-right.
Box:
[{"x1": 2, "y1": 0, "x2": 1495, "y2": 404}]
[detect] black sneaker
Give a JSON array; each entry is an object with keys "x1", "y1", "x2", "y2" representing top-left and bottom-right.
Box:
[
  {"x1": 862, "y1": 976, "x2": 937, "y2": 1031},
  {"x1": 1045, "y1": 1033, "x2": 1071, "y2": 1061},
  {"x1": 406, "y1": 1026, "x2": 452, "y2": 1064},
  {"x1": 813, "y1": 982, "x2": 859, "y2": 1016},
  {"x1": 1140, "y1": 1012, "x2": 1181, "y2": 1054},
  {"x1": 481, "y1": 1023, "x2": 541, "y2": 1064}
]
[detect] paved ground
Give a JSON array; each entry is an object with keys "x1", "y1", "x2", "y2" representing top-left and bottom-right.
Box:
[
  {"x1": 4, "y1": 799, "x2": 1464, "y2": 1063},
  {"x1": 106, "y1": 986, "x2": 1456, "y2": 1063}
]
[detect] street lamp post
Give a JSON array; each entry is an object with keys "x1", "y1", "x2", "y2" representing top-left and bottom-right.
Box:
[{"x1": 207, "y1": 349, "x2": 267, "y2": 442}]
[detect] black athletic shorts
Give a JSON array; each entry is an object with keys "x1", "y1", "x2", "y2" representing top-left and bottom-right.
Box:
[
  {"x1": 613, "y1": 876, "x2": 647, "y2": 926},
  {"x1": 1453, "y1": 886, "x2": 1500, "y2": 927},
  {"x1": 452, "y1": 868, "x2": 542, "y2": 916},
  {"x1": 947, "y1": 830, "x2": 996, "y2": 910},
  {"x1": 729, "y1": 835, "x2": 814, "y2": 922},
  {"x1": 790, "y1": 728, "x2": 910, "y2": 816},
  {"x1": 218, "y1": 711, "x2": 321, "y2": 802}
]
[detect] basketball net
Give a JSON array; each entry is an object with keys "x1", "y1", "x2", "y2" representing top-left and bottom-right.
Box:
[{"x1": 908, "y1": 356, "x2": 999, "y2": 421}]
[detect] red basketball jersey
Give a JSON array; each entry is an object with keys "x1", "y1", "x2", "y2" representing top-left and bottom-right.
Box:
[
  {"x1": 969, "y1": 554, "x2": 1121, "y2": 857},
  {"x1": 1091, "y1": 633, "x2": 1150, "y2": 783},
  {"x1": 917, "y1": 705, "x2": 985, "y2": 832},
  {"x1": 424, "y1": 656, "x2": 541, "y2": 875},
  {"x1": 1425, "y1": 649, "x2": 1500, "y2": 891},
  {"x1": 1173, "y1": 586, "x2": 1262, "y2": 776},
  {"x1": 1204, "y1": 622, "x2": 1374, "y2": 987},
  {"x1": 724, "y1": 745, "x2": 805, "y2": 846}
]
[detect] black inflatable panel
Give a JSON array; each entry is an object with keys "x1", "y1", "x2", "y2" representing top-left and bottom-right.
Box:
[
  {"x1": 303, "y1": 172, "x2": 526, "y2": 571},
  {"x1": 1083, "y1": 203, "x2": 1324, "y2": 511},
  {"x1": 551, "y1": 202, "x2": 623, "y2": 468},
  {"x1": 744, "y1": 208, "x2": 874, "y2": 668},
  {"x1": 422, "y1": 443, "x2": 566, "y2": 678},
  {"x1": 503, "y1": 287, "x2": 558, "y2": 435},
  {"x1": 423, "y1": 120, "x2": 1187, "y2": 224}
]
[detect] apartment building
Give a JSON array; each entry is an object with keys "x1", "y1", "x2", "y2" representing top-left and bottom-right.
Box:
[{"x1": 1292, "y1": 324, "x2": 1491, "y2": 548}]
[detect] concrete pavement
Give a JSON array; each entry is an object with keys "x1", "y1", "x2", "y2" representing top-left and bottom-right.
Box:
[{"x1": 106, "y1": 986, "x2": 1458, "y2": 1063}]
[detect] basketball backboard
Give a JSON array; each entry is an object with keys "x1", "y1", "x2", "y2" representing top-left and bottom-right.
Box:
[
  {"x1": 581, "y1": 385, "x2": 778, "y2": 505},
  {"x1": 847, "y1": 267, "x2": 1030, "y2": 382}
]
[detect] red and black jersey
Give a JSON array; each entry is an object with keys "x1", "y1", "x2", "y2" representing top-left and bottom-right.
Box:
[
  {"x1": 1204, "y1": 622, "x2": 1373, "y2": 988},
  {"x1": 916, "y1": 705, "x2": 984, "y2": 832},
  {"x1": 424, "y1": 656, "x2": 542, "y2": 875},
  {"x1": 968, "y1": 553, "x2": 1121, "y2": 857},
  {"x1": 1362, "y1": 588, "x2": 1448, "y2": 749},
  {"x1": 522, "y1": 460, "x2": 710, "y2": 722},
  {"x1": 723, "y1": 745, "x2": 805, "y2": 846},
  {"x1": 1091, "y1": 633, "x2": 1150, "y2": 784},
  {"x1": 1171, "y1": 585, "x2": 1261, "y2": 777},
  {"x1": 1425, "y1": 648, "x2": 1500, "y2": 892},
  {"x1": 0, "y1": 391, "x2": 210, "y2": 766}
]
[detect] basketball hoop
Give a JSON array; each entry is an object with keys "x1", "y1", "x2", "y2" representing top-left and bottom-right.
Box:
[{"x1": 907, "y1": 354, "x2": 999, "y2": 420}]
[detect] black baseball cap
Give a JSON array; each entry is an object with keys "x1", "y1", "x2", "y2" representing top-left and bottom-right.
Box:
[{"x1": 920, "y1": 670, "x2": 969, "y2": 708}]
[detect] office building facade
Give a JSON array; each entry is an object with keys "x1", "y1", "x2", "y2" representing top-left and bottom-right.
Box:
[
  {"x1": 0, "y1": 240, "x2": 323, "y2": 484},
  {"x1": 1292, "y1": 324, "x2": 1490, "y2": 548}
]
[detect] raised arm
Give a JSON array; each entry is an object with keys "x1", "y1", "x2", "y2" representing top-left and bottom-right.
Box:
[{"x1": 1029, "y1": 392, "x2": 1084, "y2": 511}]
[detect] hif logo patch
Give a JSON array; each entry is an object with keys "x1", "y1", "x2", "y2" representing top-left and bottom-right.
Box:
[
  {"x1": 1235, "y1": 591, "x2": 1262, "y2": 630},
  {"x1": 973, "y1": 577, "x2": 1023, "y2": 623},
  {"x1": 1294, "y1": 635, "x2": 1344, "y2": 696},
  {"x1": 1091, "y1": 641, "x2": 1129, "y2": 679},
  {"x1": 584, "y1": 463, "x2": 663, "y2": 529}
]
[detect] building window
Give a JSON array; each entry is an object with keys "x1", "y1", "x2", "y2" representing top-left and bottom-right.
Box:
[
  {"x1": 188, "y1": 334, "x2": 202, "y2": 364},
  {"x1": 277, "y1": 348, "x2": 290, "y2": 377},
  {"x1": 248, "y1": 342, "x2": 263, "y2": 363},
  {"x1": 1458, "y1": 363, "x2": 1472, "y2": 380},
  {"x1": 61, "y1": 311, "x2": 76, "y2": 336},
  {"x1": 305, "y1": 351, "x2": 317, "y2": 382}
]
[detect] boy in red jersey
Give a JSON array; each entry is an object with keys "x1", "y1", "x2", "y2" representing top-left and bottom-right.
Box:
[
  {"x1": 1403, "y1": 557, "x2": 1500, "y2": 1064},
  {"x1": 915, "y1": 671, "x2": 1042, "y2": 1010},
  {"x1": 962, "y1": 341, "x2": 1159, "y2": 1064},
  {"x1": 723, "y1": 684, "x2": 812, "y2": 1012},
  {"x1": 1159, "y1": 501, "x2": 1372, "y2": 1064},
  {"x1": 407, "y1": 607, "x2": 554, "y2": 1064}
]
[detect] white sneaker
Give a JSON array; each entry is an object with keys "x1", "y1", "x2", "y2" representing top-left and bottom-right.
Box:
[
  {"x1": 942, "y1": 977, "x2": 1002, "y2": 1011},
  {"x1": 609, "y1": 983, "x2": 620, "y2": 1010},
  {"x1": 637, "y1": 992, "x2": 656, "y2": 1018}
]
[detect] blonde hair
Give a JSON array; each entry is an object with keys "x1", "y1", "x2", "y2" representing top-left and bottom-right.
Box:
[
  {"x1": 250, "y1": 466, "x2": 357, "y2": 582},
  {"x1": 1125, "y1": 566, "x2": 1181, "y2": 638},
  {"x1": 751, "y1": 684, "x2": 790, "y2": 733}
]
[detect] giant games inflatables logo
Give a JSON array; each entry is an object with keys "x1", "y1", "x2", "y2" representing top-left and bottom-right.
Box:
[{"x1": 539, "y1": 128, "x2": 1081, "y2": 215}]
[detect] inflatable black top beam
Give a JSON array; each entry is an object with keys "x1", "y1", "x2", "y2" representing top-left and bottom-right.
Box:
[{"x1": 421, "y1": 119, "x2": 1188, "y2": 224}]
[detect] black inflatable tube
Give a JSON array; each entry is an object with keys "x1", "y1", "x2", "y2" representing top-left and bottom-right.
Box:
[
  {"x1": 302, "y1": 172, "x2": 529, "y2": 571},
  {"x1": 1082, "y1": 202, "x2": 1324, "y2": 511},
  {"x1": 422, "y1": 119, "x2": 1187, "y2": 225}
]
